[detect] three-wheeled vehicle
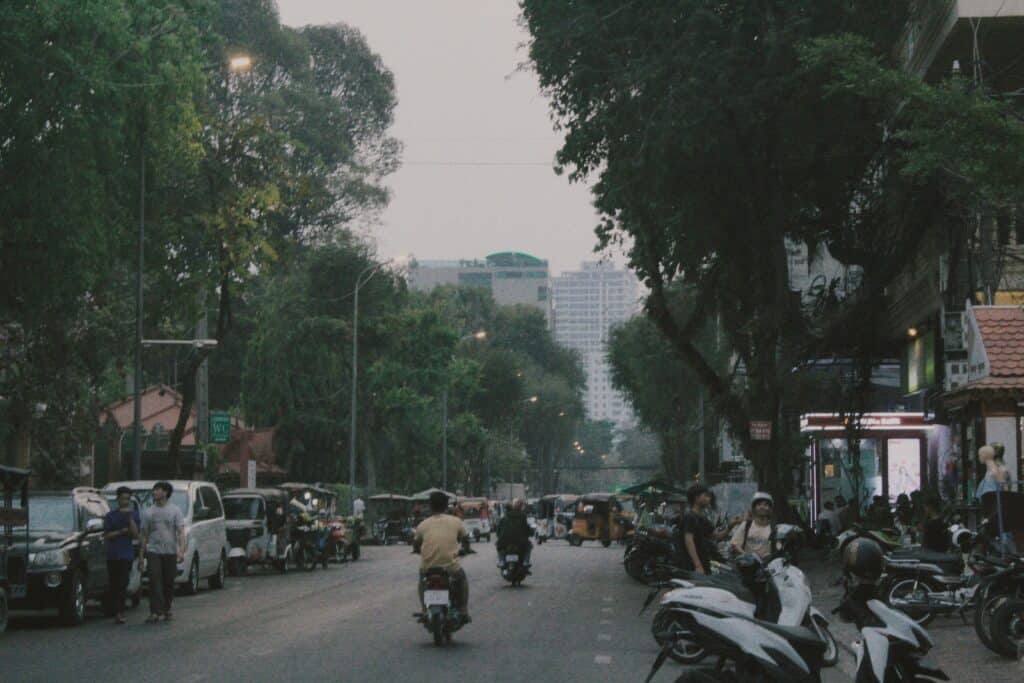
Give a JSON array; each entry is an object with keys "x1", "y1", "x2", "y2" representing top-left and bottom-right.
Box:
[
  {"x1": 367, "y1": 494, "x2": 413, "y2": 545},
  {"x1": 1, "y1": 466, "x2": 30, "y2": 634},
  {"x1": 222, "y1": 488, "x2": 291, "y2": 575},
  {"x1": 456, "y1": 497, "x2": 491, "y2": 542},
  {"x1": 569, "y1": 493, "x2": 636, "y2": 547},
  {"x1": 536, "y1": 494, "x2": 578, "y2": 544}
]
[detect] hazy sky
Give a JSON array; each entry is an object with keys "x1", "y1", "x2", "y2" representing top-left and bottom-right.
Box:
[{"x1": 277, "y1": 0, "x2": 616, "y2": 276}]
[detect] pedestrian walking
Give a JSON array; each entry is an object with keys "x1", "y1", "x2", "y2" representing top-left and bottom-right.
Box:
[
  {"x1": 103, "y1": 486, "x2": 140, "y2": 624},
  {"x1": 141, "y1": 481, "x2": 185, "y2": 623},
  {"x1": 353, "y1": 495, "x2": 365, "y2": 518}
]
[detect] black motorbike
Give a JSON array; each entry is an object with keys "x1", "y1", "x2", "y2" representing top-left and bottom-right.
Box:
[
  {"x1": 498, "y1": 545, "x2": 530, "y2": 587},
  {"x1": 624, "y1": 524, "x2": 678, "y2": 584},
  {"x1": 974, "y1": 554, "x2": 1024, "y2": 658}
]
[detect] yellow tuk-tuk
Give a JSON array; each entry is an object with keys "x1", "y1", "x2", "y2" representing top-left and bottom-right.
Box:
[{"x1": 569, "y1": 493, "x2": 635, "y2": 547}]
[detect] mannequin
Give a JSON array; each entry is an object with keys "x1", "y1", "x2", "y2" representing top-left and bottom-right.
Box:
[{"x1": 976, "y1": 444, "x2": 1008, "y2": 500}]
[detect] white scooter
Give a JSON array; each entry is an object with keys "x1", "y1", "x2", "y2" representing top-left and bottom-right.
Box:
[{"x1": 650, "y1": 554, "x2": 839, "y2": 667}]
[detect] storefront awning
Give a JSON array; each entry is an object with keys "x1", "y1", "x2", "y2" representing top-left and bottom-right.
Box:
[{"x1": 946, "y1": 305, "x2": 1024, "y2": 405}]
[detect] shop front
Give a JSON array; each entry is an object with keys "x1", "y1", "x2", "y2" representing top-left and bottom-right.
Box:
[{"x1": 802, "y1": 413, "x2": 940, "y2": 521}]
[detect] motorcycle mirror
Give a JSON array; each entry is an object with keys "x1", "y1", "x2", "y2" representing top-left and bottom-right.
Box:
[{"x1": 645, "y1": 642, "x2": 673, "y2": 683}]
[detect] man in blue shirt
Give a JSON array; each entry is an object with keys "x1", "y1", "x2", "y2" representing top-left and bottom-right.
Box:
[{"x1": 103, "y1": 486, "x2": 140, "y2": 624}]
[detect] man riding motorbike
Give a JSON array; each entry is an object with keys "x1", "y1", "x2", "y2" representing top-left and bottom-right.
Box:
[
  {"x1": 496, "y1": 498, "x2": 533, "y2": 570},
  {"x1": 413, "y1": 491, "x2": 471, "y2": 623}
]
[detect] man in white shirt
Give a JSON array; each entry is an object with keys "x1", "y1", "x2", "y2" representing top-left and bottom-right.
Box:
[
  {"x1": 729, "y1": 492, "x2": 777, "y2": 560},
  {"x1": 353, "y1": 496, "x2": 365, "y2": 518}
]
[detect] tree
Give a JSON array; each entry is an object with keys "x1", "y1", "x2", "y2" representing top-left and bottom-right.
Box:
[
  {"x1": 519, "y1": 1, "x2": 938, "y2": 511},
  {"x1": 0, "y1": 0, "x2": 209, "y2": 478},
  {"x1": 160, "y1": 3, "x2": 401, "y2": 473}
]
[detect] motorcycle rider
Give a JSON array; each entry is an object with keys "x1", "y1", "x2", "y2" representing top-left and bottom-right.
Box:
[
  {"x1": 413, "y1": 491, "x2": 471, "y2": 623},
  {"x1": 729, "y1": 492, "x2": 779, "y2": 560},
  {"x1": 496, "y1": 498, "x2": 533, "y2": 570}
]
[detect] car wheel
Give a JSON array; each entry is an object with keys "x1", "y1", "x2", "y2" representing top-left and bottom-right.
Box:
[
  {"x1": 208, "y1": 554, "x2": 226, "y2": 589},
  {"x1": 182, "y1": 556, "x2": 200, "y2": 596},
  {"x1": 0, "y1": 587, "x2": 9, "y2": 634},
  {"x1": 60, "y1": 572, "x2": 87, "y2": 626}
]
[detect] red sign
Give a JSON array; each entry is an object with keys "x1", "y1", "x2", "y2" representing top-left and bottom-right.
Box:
[{"x1": 750, "y1": 421, "x2": 772, "y2": 441}]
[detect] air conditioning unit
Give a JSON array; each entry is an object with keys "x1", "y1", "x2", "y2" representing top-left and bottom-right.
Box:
[
  {"x1": 944, "y1": 360, "x2": 968, "y2": 392},
  {"x1": 942, "y1": 309, "x2": 966, "y2": 353}
]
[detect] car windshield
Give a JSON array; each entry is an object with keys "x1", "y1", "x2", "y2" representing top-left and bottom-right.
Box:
[
  {"x1": 17, "y1": 496, "x2": 75, "y2": 533},
  {"x1": 224, "y1": 497, "x2": 263, "y2": 520}
]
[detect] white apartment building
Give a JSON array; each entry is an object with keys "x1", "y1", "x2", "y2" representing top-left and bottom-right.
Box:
[
  {"x1": 552, "y1": 262, "x2": 640, "y2": 429},
  {"x1": 407, "y1": 251, "x2": 551, "y2": 323}
]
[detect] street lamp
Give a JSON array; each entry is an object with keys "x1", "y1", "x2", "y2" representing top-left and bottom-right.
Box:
[
  {"x1": 441, "y1": 330, "x2": 488, "y2": 491},
  {"x1": 348, "y1": 258, "x2": 394, "y2": 512},
  {"x1": 131, "y1": 53, "x2": 252, "y2": 480}
]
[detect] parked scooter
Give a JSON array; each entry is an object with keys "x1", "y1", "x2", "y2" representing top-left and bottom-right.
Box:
[
  {"x1": 974, "y1": 553, "x2": 1024, "y2": 658},
  {"x1": 646, "y1": 553, "x2": 838, "y2": 667},
  {"x1": 836, "y1": 523, "x2": 903, "y2": 558}
]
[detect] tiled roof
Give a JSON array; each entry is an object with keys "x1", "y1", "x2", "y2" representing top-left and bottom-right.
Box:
[{"x1": 974, "y1": 307, "x2": 1024, "y2": 377}]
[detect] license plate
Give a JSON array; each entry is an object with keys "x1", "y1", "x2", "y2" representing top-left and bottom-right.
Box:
[
  {"x1": 505, "y1": 554, "x2": 519, "y2": 562},
  {"x1": 424, "y1": 590, "x2": 449, "y2": 606}
]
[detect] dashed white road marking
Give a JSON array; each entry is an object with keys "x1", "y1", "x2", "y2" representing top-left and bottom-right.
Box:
[
  {"x1": 599, "y1": 619, "x2": 612, "y2": 625},
  {"x1": 600, "y1": 607, "x2": 613, "y2": 613},
  {"x1": 597, "y1": 634, "x2": 612, "y2": 641},
  {"x1": 594, "y1": 655, "x2": 612, "y2": 665},
  {"x1": 603, "y1": 596, "x2": 614, "y2": 602}
]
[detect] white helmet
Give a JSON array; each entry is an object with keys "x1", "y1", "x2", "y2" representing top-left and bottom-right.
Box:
[{"x1": 751, "y1": 492, "x2": 774, "y2": 509}]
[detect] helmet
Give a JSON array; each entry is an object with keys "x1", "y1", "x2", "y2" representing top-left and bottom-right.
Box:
[
  {"x1": 951, "y1": 525, "x2": 974, "y2": 553},
  {"x1": 843, "y1": 537, "x2": 884, "y2": 583},
  {"x1": 751, "y1": 492, "x2": 774, "y2": 509},
  {"x1": 735, "y1": 553, "x2": 764, "y2": 585}
]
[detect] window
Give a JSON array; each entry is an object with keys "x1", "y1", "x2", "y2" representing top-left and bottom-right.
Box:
[{"x1": 200, "y1": 486, "x2": 223, "y2": 519}]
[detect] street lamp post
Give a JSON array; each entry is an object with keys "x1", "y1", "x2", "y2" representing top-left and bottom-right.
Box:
[
  {"x1": 130, "y1": 54, "x2": 251, "y2": 481},
  {"x1": 441, "y1": 330, "x2": 487, "y2": 492},
  {"x1": 348, "y1": 260, "x2": 393, "y2": 512}
]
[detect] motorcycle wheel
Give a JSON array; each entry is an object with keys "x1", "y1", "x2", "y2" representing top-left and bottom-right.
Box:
[
  {"x1": 624, "y1": 550, "x2": 652, "y2": 584},
  {"x1": 431, "y1": 613, "x2": 444, "y2": 646},
  {"x1": 886, "y1": 577, "x2": 936, "y2": 626},
  {"x1": 350, "y1": 543, "x2": 360, "y2": 561},
  {"x1": 568, "y1": 533, "x2": 583, "y2": 547},
  {"x1": 989, "y1": 597, "x2": 1024, "y2": 659},
  {"x1": 652, "y1": 608, "x2": 707, "y2": 665},
  {"x1": 293, "y1": 544, "x2": 309, "y2": 572},
  {"x1": 974, "y1": 592, "x2": 1007, "y2": 652}
]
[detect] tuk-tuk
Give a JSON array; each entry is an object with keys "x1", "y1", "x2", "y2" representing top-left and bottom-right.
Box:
[
  {"x1": 569, "y1": 493, "x2": 636, "y2": 547},
  {"x1": 455, "y1": 497, "x2": 491, "y2": 542},
  {"x1": 1, "y1": 466, "x2": 30, "y2": 634},
  {"x1": 222, "y1": 488, "x2": 291, "y2": 575},
  {"x1": 536, "y1": 494, "x2": 578, "y2": 544},
  {"x1": 367, "y1": 494, "x2": 413, "y2": 545},
  {"x1": 279, "y1": 483, "x2": 360, "y2": 563}
]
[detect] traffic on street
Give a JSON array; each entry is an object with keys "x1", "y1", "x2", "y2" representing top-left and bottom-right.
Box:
[{"x1": 5, "y1": 2, "x2": 1024, "y2": 682}]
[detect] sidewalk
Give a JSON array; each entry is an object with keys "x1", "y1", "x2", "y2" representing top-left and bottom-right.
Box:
[{"x1": 802, "y1": 556, "x2": 1024, "y2": 682}]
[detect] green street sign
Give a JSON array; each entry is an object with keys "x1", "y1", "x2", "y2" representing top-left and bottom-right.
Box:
[{"x1": 210, "y1": 412, "x2": 231, "y2": 444}]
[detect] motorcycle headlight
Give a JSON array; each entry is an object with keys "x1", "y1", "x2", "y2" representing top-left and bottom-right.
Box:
[{"x1": 29, "y1": 548, "x2": 70, "y2": 567}]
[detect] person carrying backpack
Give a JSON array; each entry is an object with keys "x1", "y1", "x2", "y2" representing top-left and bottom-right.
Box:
[{"x1": 729, "y1": 492, "x2": 778, "y2": 560}]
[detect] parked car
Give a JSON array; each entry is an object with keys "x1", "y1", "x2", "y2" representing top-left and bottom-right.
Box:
[
  {"x1": 7, "y1": 487, "x2": 133, "y2": 625},
  {"x1": 102, "y1": 480, "x2": 229, "y2": 595}
]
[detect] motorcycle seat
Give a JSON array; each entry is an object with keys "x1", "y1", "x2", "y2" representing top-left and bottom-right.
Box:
[
  {"x1": 886, "y1": 549, "x2": 963, "y2": 575},
  {"x1": 680, "y1": 574, "x2": 757, "y2": 604},
  {"x1": 751, "y1": 620, "x2": 827, "y2": 654}
]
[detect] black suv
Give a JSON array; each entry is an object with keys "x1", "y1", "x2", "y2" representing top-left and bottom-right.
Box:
[{"x1": 8, "y1": 488, "x2": 113, "y2": 625}]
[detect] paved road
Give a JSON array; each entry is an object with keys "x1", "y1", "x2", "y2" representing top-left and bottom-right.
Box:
[{"x1": 4, "y1": 542, "x2": 1022, "y2": 682}]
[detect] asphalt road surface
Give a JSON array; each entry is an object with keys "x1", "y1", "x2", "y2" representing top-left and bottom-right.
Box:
[{"x1": 4, "y1": 542, "x2": 1023, "y2": 682}]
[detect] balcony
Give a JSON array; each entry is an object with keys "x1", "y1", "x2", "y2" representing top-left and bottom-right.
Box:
[{"x1": 900, "y1": 1, "x2": 1024, "y2": 88}]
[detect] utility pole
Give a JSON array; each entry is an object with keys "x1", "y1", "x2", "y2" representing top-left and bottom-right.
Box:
[
  {"x1": 348, "y1": 281, "x2": 361, "y2": 510},
  {"x1": 697, "y1": 384, "x2": 705, "y2": 481},
  {"x1": 441, "y1": 385, "x2": 448, "y2": 491},
  {"x1": 196, "y1": 305, "x2": 209, "y2": 446},
  {"x1": 132, "y1": 124, "x2": 146, "y2": 481}
]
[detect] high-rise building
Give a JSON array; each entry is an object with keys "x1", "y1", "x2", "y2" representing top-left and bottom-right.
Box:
[
  {"x1": 407, "y1": 252, "x2": 551, "y2": 322},
  {"x1": 552, "y1": 262, "x2": 640, "y2": 429}
]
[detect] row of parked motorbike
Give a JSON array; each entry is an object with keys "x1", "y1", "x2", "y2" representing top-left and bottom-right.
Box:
[{"x1": 624, "y1": 518, "x2": 1024, "y2": 681}]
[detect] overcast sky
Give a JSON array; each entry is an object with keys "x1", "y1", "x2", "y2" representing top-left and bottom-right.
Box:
[{"x1": 277, "y1": 0, "x2": 616, "y2": 276}]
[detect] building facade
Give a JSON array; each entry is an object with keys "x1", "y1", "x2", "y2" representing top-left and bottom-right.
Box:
[
  {"x1": 407, "y1": 252, "x2": 551, "y2": 322},
  {"x1": 552, "y1": 262, "x2": 640, "y2": 429}
]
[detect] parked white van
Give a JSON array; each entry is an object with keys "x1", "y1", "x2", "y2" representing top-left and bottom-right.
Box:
[{"x1": 101, "y1": 480, "x2": 229, "y2": 594}]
